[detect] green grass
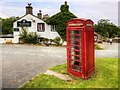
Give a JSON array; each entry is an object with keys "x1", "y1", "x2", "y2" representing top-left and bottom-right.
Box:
[{"x1": 20, "y1": 58, "x2": 118, "y2": 88}]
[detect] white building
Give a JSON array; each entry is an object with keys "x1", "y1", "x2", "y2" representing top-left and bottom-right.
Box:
[{"x1": 13, "y1": 3, "x2": 61, "y2": 43}]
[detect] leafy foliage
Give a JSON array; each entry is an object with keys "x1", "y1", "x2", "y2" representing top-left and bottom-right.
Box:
[
  {"x1": 19, "y1": 27, "x2": 38, "y2": 44},
  {"x1": 53, "y1": 37, "x2": 62, "y2": 46},
  {"x1": 95, "y1": 44, "x2": 104, "y2": 50},
  {"x1": 26, "y1": 32, "x2": 38, "y2": 44},
  {"x1": 1, "y1": 17, "x2": 19, "y2": 34},
  {"x1": 49, "y1": 39, "x2": 54, "y2": 44},
  {"x1": 43, "y1": 38, "x2": 50, "y2": 46},
  {"x1": 45, "y1": 2, "x2": 77, "y2": 41},
  {"x1": 19, "y1": 27, "x2": 28, "y2": 43},
  {"x1": 95, "y1": 19, "x2": 120, "y2": 38},
  {"x1": 42, "y1": 37, "x2": 62, "y2": 46},
  {"x1": 0, "y1": 17, "x2": 2, "y2": 35}
]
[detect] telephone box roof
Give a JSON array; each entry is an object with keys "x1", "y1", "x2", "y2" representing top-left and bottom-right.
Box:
[{"x1": 68, "y1": 18, "x2": 93, "y2": 22}]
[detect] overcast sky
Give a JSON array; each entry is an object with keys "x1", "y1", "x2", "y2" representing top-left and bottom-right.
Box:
[{"x1": 0, "y1": 0, "x2": 119, "y2": 25}]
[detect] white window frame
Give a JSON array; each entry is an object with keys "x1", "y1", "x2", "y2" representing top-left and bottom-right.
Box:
[
  {"x1": 51, "y1": 25, "x2": 56, "y2": 32},
  {"x1": 37, "y1": 23, "x2": 45, "y2": 32}
]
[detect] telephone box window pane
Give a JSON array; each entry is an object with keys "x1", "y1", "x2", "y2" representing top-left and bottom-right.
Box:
[
  {"x1": 71, "y1": 56, "x2": 74, "y2": 60},
  {"x1": 71, "y1": 65, "x2": 81, "y2": 72},
  {"x1": 70, "y1": 46, "x2": 80, "y2": 50},
  {"x1": 75, "y1": 56, "x2": 79, "y2": 60},
  {"x1": 72, "y1": 61, "x2": 80, "y2": 66},
  {"x1": 72, "y1": 65, "x2": 78, "y2": 70},
  {"x1": 70, "y1": 41, "x2": 79, "y2": 45},
  {"x1": 70, "y1": 36, "x2": 79, "y2": 40},
  {"x1": 75, "y1": 51, "x2": 79, "y2": 55},
  {"x1": 37, "y1": 23, "x2": 45, "y2": 32},
  {"x1": 70, "y1": 56, "x2": 79, "y2": 60},
  {"x1": 70, "y1": 30, "x2": 79, "y2": 34},
  {"x1": 71, "y1": 61, "x2": 82, "y2": 72},
  {"x1": 70, "y1": 50, "x2": 79, "y2": 55},
  {"x1": 71, "y1": 61, "x2": 80, "y2": 65},
  {"x1": 71, "y1": 51, "x2": 75, "y2": 55},
  {"x1": 74, "y1": 46, "x2": 80, "y2": 50}
]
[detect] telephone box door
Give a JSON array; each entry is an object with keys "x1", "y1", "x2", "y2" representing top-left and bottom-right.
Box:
[{"x1": 67, "y1": 28, "x2": 84, "y2": 78}]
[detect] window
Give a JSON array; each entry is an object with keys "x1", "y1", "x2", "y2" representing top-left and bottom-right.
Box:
[
  {"x1": 14, "y1": 28, "x2": 19, "y2": 31},
  {"x1": 51, "y1": 25, "x2": 56, "y2": 32},
  {"x1": 37, "y1": 23, "x2": 45, "y2": 32}
]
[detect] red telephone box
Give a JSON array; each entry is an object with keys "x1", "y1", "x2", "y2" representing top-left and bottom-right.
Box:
[{"x1": 66, "y1": 18, "x2": 95, "y2": 79}]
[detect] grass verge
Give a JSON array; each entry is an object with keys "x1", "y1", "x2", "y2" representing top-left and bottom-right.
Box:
[{"x1": 20, "y1": 58, "x2": 118, "y2": 88}]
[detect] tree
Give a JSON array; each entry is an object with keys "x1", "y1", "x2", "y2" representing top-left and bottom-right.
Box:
[
  {"x1": 0, "y1": 17, "x2": 2, "y2": 34},
  {"x1": 95, "y1": 19, "x2": 120, "y2": 38},
  {"x1": 45, "y1": 1, "x2": 77, "y2": 41},
  {"x1": 0, "y1": 17, "x2": 2, "y2": 21},
  {"x1": 2, "y1": 16, "x2": 19, "y2": 34}
]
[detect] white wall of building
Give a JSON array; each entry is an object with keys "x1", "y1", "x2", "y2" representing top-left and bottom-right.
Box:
[
  {"x1": 0, "y1": 38, "x2": 14, "y2": 44},
  {"x1": 13, "y1": 14, "x2": 61, "y2": 43},
  {"x1": 0, "y1": 38, "x2": 6, "y2": 43}
]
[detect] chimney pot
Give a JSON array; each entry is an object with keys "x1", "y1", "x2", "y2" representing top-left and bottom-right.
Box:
[
  {"x1": 26, "y1": 3, "x2": 33, "y2": 15},
  {"x1": 37, "y1": 10, "x2": 42, "y2": 19}
]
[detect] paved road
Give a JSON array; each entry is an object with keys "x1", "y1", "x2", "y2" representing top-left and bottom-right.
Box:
[
  {"x1": 98, "y1": 42, "x2": 118, "y2": 50},
  {"x1": 1, "y1": 44, "x2": 119, "y2": 88},
  {"x1": 96, "y1": 43, "x2": 119, "y2": 58}
]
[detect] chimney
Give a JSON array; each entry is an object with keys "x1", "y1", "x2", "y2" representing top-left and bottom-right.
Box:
[
  {"x1": 43, "y1": 14, "x2": 49, "y2": 20},
  {"x1": 37, "y1": 10, "x2": 42, "y2": 19},
  {"x1": 60, "y1": 1, "x2": 69, "y2": 12},
  {"x1": 26, "y1": 3, "x2": 33, "y2": 15}
]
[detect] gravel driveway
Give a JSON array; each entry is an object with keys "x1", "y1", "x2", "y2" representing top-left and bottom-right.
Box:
[{"x1": 1, "y1": 44, "x2": 119, "y2": 88}]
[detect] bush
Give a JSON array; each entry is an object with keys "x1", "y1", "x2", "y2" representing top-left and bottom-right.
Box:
[
  {"x1": 95, "y1": 44, "x2": 104, "y2": 50},
  {"x1": 19, "y1": 27, "x2": 28, "y2": 43},
  {"x1": 43, "y1": 38, "x2": 50, "y2": 46},
  {"x1": 49, "y1": 39, "x2": 54, "y2": 45},
  {"x1": 26, "y1": 32, "x2": 38, "y2": 44},
  {"x1": 54, "y1": 37, "x2": 62, "y2": 46},
  {"x1": 19, "y1": 27, "x2": 38, "y2": 44}
]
